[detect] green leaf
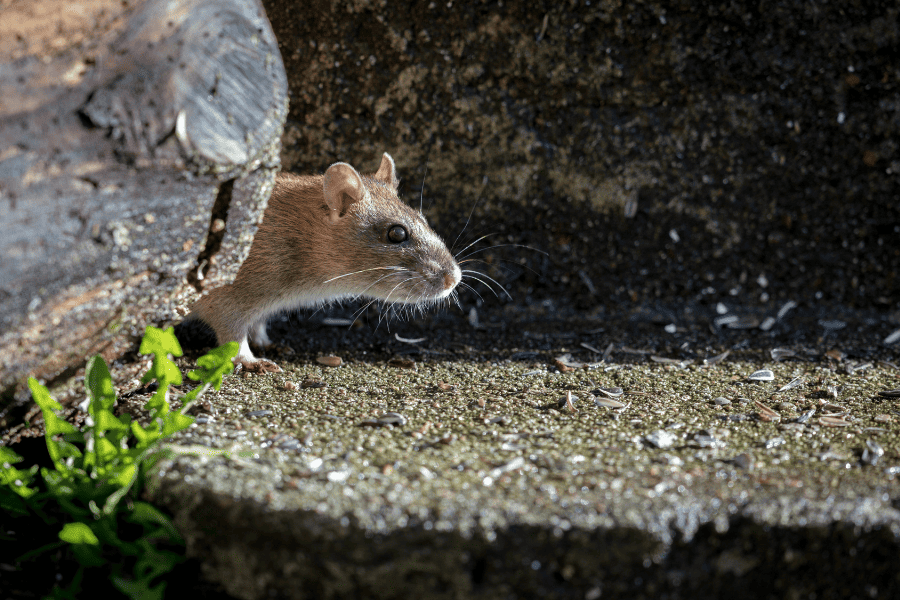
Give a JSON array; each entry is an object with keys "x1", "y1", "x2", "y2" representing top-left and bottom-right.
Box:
[
  {"x1": 59, "y1": 522, "x2": 99, "y2": 545},
  {"x1": 112, "y1": 575, "x2": 166, "y2": 600},
  {"x1": 94, "y1": 437, "x2": 119, "y2": 466},
  {"x1": 188, "y1": 341, "x2": 239, "y2": 388},
  {"x1": 141, "y1": 357, "x2": 182, "y2": 388},
  {"x1": 130, "y1": 420, "x2": 152, "y2": 446},
  {"x1": 1, "y1": 485, "x2": 34, "y2": 515},
  {"x1": 138, "y1": 325, "x2": 183, "y2": 359},
  {"x1": 0, "y1": 446, "x2": 39, "y2": 499},
  {"x1": 28, "y1": 377, "x2": 83, "y2": 472},
  {"x1": 28, "y1": 378, "x2": 77, "y2": 437},
  {"x1": 161, "y1": 411, "x2": 194, "y2": 437},
  {"x1": 85, "y1": 355, "x2": 116, "y2": 411},
  {"x1": 70, "y1": 542, "x2": 105, "y2": 567},
  {"x1": 0, "y1": 445, "x2": 24, "y2": 464},
  {"x1": 94, "y1": 409, "x2": 128, "y2": 433},
  {"x1": 102, "y1": 463, "x2": 139, "y2": 515},
  {"x1": 139, "y1": 326, "x2": 183, "y2": 388},
  {"x1": 0, "y1": 463, "x2": 39, "y2": 498},
  {"x1": 129, "y1": 501, "x2": 182, "y2": 543}
]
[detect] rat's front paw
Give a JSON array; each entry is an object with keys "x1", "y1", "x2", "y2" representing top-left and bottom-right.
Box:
[{"x1": 236, "y1": 358, "x2": 282, "y2": 373}]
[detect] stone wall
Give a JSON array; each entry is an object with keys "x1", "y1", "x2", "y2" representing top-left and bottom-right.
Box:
[{"x1": 265, "y1": 0, "x2": 899, "y2": 311}]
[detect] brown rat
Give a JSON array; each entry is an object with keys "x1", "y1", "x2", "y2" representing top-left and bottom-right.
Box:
[{"x1": 186, "y1": 152, "x2": 461, "y2": 372}]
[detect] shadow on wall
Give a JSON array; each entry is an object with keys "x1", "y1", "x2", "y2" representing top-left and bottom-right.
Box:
[{"x1": 264, "y1": 0, "x2": 899, "y2": 312}]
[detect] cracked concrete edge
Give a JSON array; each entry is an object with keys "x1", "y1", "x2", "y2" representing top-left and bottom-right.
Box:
[{"x1": 148, "y1": 452, "x2": 900, "y2": 600}]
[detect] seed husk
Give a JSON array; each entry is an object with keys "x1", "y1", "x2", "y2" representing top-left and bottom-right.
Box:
[
  {"x1": 748, "y1": 369, "x2": 775, "y2": 381},
  {"x1": 770, "y1": 348, "x2": 796, "y2": 361},
  {"x1": 594, "y1": 387, "x2": 624, "y2": 398},
  {"x1": 777, "y1": 377, "x2": 804, "y2": 392},
  {"x1": 861, "y1": 440, "x2": 885, "y2": 466},
  {"x1": 594, "y1": 396, "x2": 626, "y2": 409},
  {"x1": 754, "y1": 400, "x2": 780, "y2": 421},
  {"x1": 703, "y1": 351, "x2": 730, "y2": 366}
]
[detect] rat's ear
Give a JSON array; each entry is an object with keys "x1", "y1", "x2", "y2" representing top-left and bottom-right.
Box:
[
  {"x1": 373, "y1": 152, "x2": 399, "y2": 191},
  {"x1": 323, "y1": 162, "x2": 367, "y2": 223}
]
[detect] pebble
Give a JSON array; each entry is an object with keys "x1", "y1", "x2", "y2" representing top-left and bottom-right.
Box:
[
  {"x1": 301, "y1": 377, "x2": 326, "y2": 389},
  {"x1": 712, "y1": 397, "x2": 731, "y2": 406},
  {"x1": 644, "y1": 430, "x2": 676, "y2": 449},
  {"x1": 388, "y1": 357, "x2": 417, "y2": 370},
  {"x1": 764, "y1": 437, "x2": 786, "y2": 449},
  {"x1": 795, "y1": 408, "x2": 816, "y2": 423},
  {"x1": 732, "y1": 452, "x2": 754, "y2": 471},
  {"x1": 317, "y1": 355, "x2": 343, "y2": 367}
]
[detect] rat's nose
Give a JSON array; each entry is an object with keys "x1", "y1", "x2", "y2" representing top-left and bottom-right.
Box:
[{"x1": 443, "y1": 267, "x2": 460, "y2": 291}]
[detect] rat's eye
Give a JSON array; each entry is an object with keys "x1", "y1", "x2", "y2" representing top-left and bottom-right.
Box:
[{"x1": 387, "y1": 225, "x2": 408, "y2": 243}]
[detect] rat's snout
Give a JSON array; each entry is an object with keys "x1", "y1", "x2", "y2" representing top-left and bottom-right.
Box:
[
  {"x1": 437, "y1": 260, "x2": 462, "y2": 298},
  {"x1": 420, "y1": 256, "x2": 460, "y2": 300}
]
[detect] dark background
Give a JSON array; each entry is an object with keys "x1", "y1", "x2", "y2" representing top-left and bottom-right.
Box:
[{"x1": 262, "y1": 0, "x2": 898, "y2": 324}]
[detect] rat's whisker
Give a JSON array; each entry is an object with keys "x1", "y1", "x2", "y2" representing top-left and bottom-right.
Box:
[
  {"x1": 461, "y1": 274, "x2": 500, "y2": 299},
  {"x1": 382, "y1": 279, "x2": 408, "y2": 309},
  {"x1": 450, "y1": 189, "x2": 489, "y2": 253},
  {"x1": 458, "y1": 256, "x2": 542, "y2": 279},
  {"x1": 457, "y1": 281, "x2": 485, "y2": 304},
  {"x1": 349, "y1": 298, "x2": 379, "y2": 329},
  {"x1": 462, "y1": 269, "x2": 513, "y2": 300},
  {"x1": 352, "y1": 271, "x2": 405, "y2": 299},
  {"x1": 323, "y1": 266, "x2": 406, "y2": 285},
  {"x1": 454, "y1": 233, "x2": 500, "y2": 260},
  {"x1": 456, "y1": 242, "x2": 548, "y2": 263},
  {"x1": 450, "y1": 290, "x2": 462, "y2": 310},
  {"x1": 419, "y1": 163, "x2": 428, "y2": 213}
]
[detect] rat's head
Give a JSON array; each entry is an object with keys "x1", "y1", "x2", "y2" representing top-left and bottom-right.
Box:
[{"x1": 319, "y1": 153, "x2": 461, "y2": 308}]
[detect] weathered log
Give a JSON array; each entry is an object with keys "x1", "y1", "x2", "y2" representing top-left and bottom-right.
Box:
[{"x1": 0, "y1": 0, "x2": 287, "y2": 414}]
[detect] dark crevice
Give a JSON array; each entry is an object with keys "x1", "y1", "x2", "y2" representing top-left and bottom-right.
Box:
[{"x1": 188, "y1": 178, "x2": 235, "y2": 292}]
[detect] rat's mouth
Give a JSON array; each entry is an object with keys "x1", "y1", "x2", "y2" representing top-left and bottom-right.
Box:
[{"x1": 368, "y1": 264, "x2": 460, "y2": 305}]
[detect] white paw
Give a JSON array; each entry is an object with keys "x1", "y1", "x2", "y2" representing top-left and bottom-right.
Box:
[{"x1": 249, "y1": 320, "x2": 272, "y2": 347}]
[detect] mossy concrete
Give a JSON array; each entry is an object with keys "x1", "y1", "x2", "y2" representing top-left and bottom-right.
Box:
[{"x1": 147, "y1": 306, "x2": 900, "y2": 599}]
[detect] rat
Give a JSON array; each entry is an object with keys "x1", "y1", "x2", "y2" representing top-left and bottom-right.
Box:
[{"x1": 185, "y1": 152, "x2": 462, "y2": 372}]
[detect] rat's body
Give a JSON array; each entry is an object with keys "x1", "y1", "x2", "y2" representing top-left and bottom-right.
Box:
[{"x1": 187, "y1": 153, "x2": 461, "y2": 371}]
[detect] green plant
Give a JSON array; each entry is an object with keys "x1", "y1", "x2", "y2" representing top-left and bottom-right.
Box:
[{"x1": 0, "y1": 326, "x2": 238, "y2": 599}]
